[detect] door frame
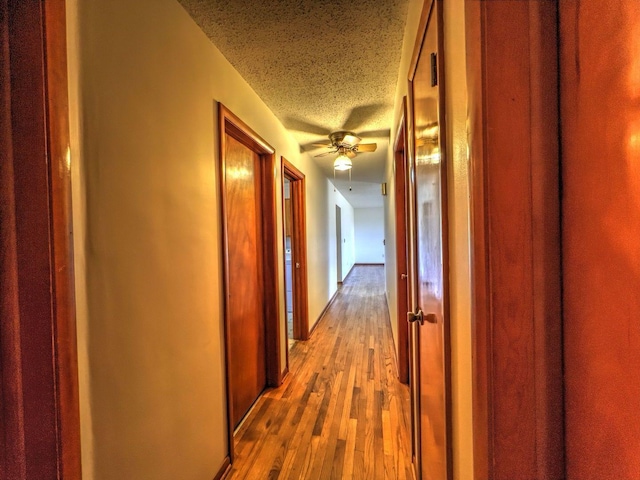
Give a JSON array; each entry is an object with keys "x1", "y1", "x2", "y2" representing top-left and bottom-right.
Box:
[
  {"x1": 1, "y1": 0, "x2": 81, "y2": 477},
  {"x1": 393, "y1": 97, "x2": 410, "y2": 385},
  {"x1": 281, "y1": 158, "x2": 310, "y2": 342},
  {"x1": 407, "y1": 0, "x2": 453, "y2": 477},
  {"x1": 218, "y1": 104, "x2": 282, "y2": 462}
]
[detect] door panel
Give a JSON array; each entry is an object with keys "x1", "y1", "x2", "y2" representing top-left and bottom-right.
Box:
[
  {"x1": 409, "y1": 1, "x2": 451, "y2": 478},
  {"x1": 561, "y1": 1, "x2": 640, "y2": 478},
  {"x1": 225, "y1": 134, "x2": 267, "y2": 429}
]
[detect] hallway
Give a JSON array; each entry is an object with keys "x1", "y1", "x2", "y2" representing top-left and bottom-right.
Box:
[{"x1": 228, "y1": 266, "x2": 414, "y2": 479}]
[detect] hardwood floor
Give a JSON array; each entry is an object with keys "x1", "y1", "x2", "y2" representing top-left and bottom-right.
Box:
[{"x1": 227, "y1": 265, "x2": 415, "y2": 479}]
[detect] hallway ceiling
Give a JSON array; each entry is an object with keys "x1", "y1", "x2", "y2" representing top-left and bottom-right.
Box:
[{"x1": 176, "y1": 0, "x2": 410, "y2": 206}]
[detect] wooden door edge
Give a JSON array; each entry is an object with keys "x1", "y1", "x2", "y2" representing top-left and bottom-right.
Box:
[{"x1": 393, "y1": 96, "x2": 410, "y2": 385}]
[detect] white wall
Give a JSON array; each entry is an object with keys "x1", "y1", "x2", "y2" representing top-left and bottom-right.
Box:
[
  {"x1": 66, "y1": 0, "x2": 339, "y2": 477},
  {"x1": 355, "y1": 207, "x2": 385, "y2": 264},
  {"x1": 382, "y1": 0, "x2": 474, "y2": 478}
]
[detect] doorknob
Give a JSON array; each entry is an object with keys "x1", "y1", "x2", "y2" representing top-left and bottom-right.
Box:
[
  {"x1": 401, "y1": 273, "x2": 408, "y2": 279},
  {"x1": 295, "y1": 262, "x2": 300, "y2": 269},
  {"x1": 407, "y1": 309, "x2": 424, "y2": 324},
  {"x1": 407, "y1": 309, "x2": 437, "y2": 325}
]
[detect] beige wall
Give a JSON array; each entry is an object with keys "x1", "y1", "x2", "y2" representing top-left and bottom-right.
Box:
[
  {"x1": 383, "y1": 0, "x2": 474, "y2": 478},
  {"x1": 67, "y1": 0, "x2": 339, "y2": 477}
]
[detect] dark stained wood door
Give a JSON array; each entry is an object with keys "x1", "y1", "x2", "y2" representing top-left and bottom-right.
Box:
[
  {"x1": 408, "y1": 1, "x2": 451, "y2": 478},
  {"x1": 225, "y1": 134, "x2": 267, "y2": 429}
]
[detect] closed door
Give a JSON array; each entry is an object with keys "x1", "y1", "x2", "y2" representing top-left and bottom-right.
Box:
[
  {"x1": 408, "y1": 1, "x2": 451, "y2": 478},
  {"x1": 225, "y1": 134, "x2": 267, "y2": 429},
  {"x1": 560, "y1": 1, "x2": 640, "y2": 478}
]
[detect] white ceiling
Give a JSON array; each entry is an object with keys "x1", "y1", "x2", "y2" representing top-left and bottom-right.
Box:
[{"x1": 176, "y1": 0, "x2": 410, "y2": 207}]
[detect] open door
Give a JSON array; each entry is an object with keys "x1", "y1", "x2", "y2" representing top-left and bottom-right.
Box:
[
  {"x1": 407, "y1": 1, "x2": 451, "y2": 478},
  {"x1": 282, "y1": 158, "x2": 309, "y2": 344}
]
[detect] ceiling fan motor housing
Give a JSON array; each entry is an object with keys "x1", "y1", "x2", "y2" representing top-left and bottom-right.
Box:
[{"x1": 329, "y1": 131, "x2": 360, "y2": 148}]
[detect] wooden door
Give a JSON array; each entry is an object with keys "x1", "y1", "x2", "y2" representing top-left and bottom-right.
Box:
[
  {"x1": 225, "y1": 134, "x2": 267, "y2": 429},
  {"x1": 560, "y1": 1, "x2": 640, "y2": 478},
  {"x1": 219, "y1": 104, "x2": 282, "y2": 460},
  {"x1": 408, "y1": 1, "x2": 451, "y2": 478},
  {"x1": 394, "y1": 98, "x2": 410, "y2": 384}
]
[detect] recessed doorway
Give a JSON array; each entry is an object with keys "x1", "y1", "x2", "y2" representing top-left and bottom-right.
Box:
[
  {"x1": 281, "y1": 158, "x2": 309, "y2": 347},
  {"x1": 218, "y1": 104, "x2": 282, "y2": 462}
]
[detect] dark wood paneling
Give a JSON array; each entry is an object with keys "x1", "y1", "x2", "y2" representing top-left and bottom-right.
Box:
[
  {"x1": 466, "y1": 1, "x2": 563, "y2": 479},
  {"x1": 560, "y1": 1, "x2": 640, "y2": 478},
  {"x1": 1, "y1": 0, "x2": 81, "y2": 478}
]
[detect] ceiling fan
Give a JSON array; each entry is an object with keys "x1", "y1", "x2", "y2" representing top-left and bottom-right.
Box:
[{"x1": 313, "y1": 131, "x2": 377, "y2": 171}]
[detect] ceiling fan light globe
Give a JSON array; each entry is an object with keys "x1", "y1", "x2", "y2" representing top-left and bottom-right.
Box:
[{"x1": 333, "y1": 154, "x2": 352, "y2": 171}]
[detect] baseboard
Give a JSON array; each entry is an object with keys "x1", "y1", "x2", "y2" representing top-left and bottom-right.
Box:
[
  {"x1": 214, "y1": 456, "x2": 231, "y2": 480},
  {"x1": 342, "y1": 264, "x2": 355, "y2": 283},
  {"x1": 280, "y1": 366, "x2": 290, "y2": 384},
  {"x1": 310, "y1": 289, "x2": 340, "y2": 336}
]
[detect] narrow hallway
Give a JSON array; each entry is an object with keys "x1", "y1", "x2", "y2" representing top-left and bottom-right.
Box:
[{"x1": 228, "y1": 265, "x2": 414, "y2": 479}]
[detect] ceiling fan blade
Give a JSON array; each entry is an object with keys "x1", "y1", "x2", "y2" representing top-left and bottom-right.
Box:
[
  {"x1": 357, "y1": 143, "x2": 377, "y2": 152},
  {"x1": 312, "y1": 142, "x2": 332, "y2": 147},
  {"x1": 347, "y1": 151, "x2": 357, "y2": 159},
  {"x1": 314, "y1": 150, "x2": 338, "y2": 157}
]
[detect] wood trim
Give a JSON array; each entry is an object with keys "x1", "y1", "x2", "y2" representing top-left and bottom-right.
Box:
[
  {"x1": 44, "y1": 2, "x2": 82, "y2": 476},
  {"x1": 260, "y1": 150, "x2": 282, "y2": 387},
  {"x1": 408, "y1": 0, "x2": 435, "y2": 81},
  {"x1": 466, "y1": 2, "x2": 563, "y2": 479},
  {"x1": 1, "y1": 0, "x2": 81, "y2": 478},
  {"x1": 218, "y1": 103, "x2": 282, "y2": 462},
  {"x1": 213, "y1": 457, "x2": 231, "y2": 480},
  {"x1": 393, "y1": 97, "x2": 410, "y2": 384},
  {"x1": 464, "y1": 1, "x2": 491, "y2": 477},
  {"x1": 281, "y1": 158, "x2": 310, "y2": 342}
]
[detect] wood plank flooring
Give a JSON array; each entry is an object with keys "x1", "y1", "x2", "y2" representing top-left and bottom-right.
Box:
[{"x1": 227, "y1": 265, "x2": 415, "y2": 479}]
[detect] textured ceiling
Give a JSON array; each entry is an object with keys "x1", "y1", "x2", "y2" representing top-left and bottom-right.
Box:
[{"x1": 177, "y1": 0, "x2": 410, "y2": 206}]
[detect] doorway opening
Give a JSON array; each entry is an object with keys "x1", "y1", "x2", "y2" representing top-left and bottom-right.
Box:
[{"x1": 281, "y1": 158, "x2": 309, "y2": 349}]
